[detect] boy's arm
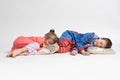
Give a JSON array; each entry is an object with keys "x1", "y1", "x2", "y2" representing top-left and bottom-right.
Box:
[
  {"x1": 70, "y1": 50, "x2": 78, "y2": 56},
  {"x1": 70, "y1": 48, "x2": 90, "y2": 56},
  {"x1": 70, "y1": 44, "x2": 81, "y2": 56},
  {"x1": 75, "y1": 33, "x2": 95, "y2": 55},
  {"x1": 81, "y1": 50, "x2": 90, "y2": 56},
  {"x1": 75, "y1": 42, "x2": 90, "y2": 56}
]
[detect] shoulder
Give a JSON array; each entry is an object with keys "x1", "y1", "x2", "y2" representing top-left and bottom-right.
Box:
[{"x1": 84, "y1": 32, "x2": 95, "y2": 36}]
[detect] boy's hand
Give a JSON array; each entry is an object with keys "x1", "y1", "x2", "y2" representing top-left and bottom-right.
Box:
[
  {"x1": 70, "y1": 50, "x2": 78, "y2": 56},
  {"x1": 81, "y1": 50, "x2": 90, "y2": 56}
]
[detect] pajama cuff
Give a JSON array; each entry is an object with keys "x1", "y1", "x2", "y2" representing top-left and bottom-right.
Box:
[{"x1": 25, "y1": 42, "x2": 40, "y2": 55}]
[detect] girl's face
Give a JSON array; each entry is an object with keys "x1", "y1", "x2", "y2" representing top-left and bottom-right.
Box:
[
  {"x1": 94, "y1": 38, "x2": 107, "y2": 48},
  {"x1": 45, "y1": 38, "x2": 54, "y2": 45}
]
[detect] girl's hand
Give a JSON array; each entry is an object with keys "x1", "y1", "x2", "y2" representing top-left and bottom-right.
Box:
[{"x1": 70, "y1": 50, "x2": 78, "y2": 56}]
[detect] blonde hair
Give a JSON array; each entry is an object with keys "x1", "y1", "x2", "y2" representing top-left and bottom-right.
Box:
[{"x1": 44, "y1": 29, "x2": 59, "y2": 44}]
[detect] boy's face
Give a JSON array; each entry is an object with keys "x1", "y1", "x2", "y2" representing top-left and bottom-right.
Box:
[{"x1": 94, "y1": 38, "x2": 107, "y2": 48}]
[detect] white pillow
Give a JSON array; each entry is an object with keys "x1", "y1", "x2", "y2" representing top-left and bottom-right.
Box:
[{"x1": 87, "y1": 47, "x2": 115, "y2": 54}]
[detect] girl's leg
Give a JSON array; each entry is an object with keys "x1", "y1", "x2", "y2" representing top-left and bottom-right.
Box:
[
  {"x1": 12, "y1": 47, "x2": 28, "y2": 57},
  {"x1": 6, "y1": 52, "x2": 13, "y2": 57},
  {"x1": 10, "y1": 42, "x2": 39, "y2": 57},
  {"x1": 11, "y1": 36, "x2": 34, "y2": 51},
  {"x1": 7, "y1": 36, "x2": 34, "y2": 57},
  {"x1": 6, "y1": 47, "x2": 27, "y2": 57}
]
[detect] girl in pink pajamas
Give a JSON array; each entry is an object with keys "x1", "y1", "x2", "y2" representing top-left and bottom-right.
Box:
[{"x1": 7, "y1": 29, "x2": 59, "y2": 57}]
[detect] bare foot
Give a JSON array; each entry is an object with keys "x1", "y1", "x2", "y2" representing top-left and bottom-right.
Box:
[
  {"x1": 11, "y1": 49, "x2": 24, "y2": 57},
  {"x1": 6, "y1": 52, "x2": 12, "y2": 57},
  {"x1": 12, "y1": 47, "x2": 28, "y2": 57}
]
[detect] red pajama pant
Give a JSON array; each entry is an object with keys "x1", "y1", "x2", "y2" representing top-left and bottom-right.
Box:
[{"x1": 57, "y1": 39, "x2": 75, "y2": 53}]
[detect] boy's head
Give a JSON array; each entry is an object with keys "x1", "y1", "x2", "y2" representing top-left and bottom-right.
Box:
[
  {"x1": 94, "y1": 38, "x2": 112, "y2": 48},
  {"x1": 44, "y1": 29, "x2": 59, "y2": 45}
]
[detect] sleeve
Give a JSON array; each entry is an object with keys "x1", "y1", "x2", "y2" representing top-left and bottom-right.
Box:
[
  {"x1": 59, "y1": 30, "x2": 78, "y2": 41},
  {"x1": 73, "y1": 47, "x2": 78, "y2": 51},
  {"x1": 76, "y1": 42, "x2": 84, "y2": 52},
  {"x1": 75, "y1": 33, "x2": 95, "y2": 53}
]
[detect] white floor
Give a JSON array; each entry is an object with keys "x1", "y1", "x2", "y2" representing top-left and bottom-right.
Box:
[{"x1": 0, "y1": 42, "x2": 120, "y2": 80}]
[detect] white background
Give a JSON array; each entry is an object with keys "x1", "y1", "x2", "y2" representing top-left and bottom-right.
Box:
[
  {"x1": 0, "y1": 0, "x2": 120, "y2": 51},
  {"x1": 0, "y1": 0, "x2": 120, "y2": 80}
]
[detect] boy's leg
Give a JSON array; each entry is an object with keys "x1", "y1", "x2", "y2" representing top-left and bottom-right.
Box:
[{"x1": 58, "y1": 39, "x2": 71, "y2": 53}]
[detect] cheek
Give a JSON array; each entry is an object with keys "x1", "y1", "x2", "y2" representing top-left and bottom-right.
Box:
[
  {"x1": 47, "y1": 39, "x2": 54, "y2": 44},
  {"x1": 45, "y1": 40, "x2": 49, "y2": 44},
  {"x1": 94, "y1": 41, "x2": 97, "y2": 45},
  {"x1": 49, "y1": 40, "x2": 54, "y2": 44}
]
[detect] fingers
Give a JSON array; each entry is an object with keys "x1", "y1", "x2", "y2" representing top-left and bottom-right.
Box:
[
  {"x1": 70, "y1": 52, "x2": 76, "y2": 56},
  {"x1": 82, "y1": 52, "x2": 90, "y2": 56},
  {"x1": 70, "y1": 50, "x2": 78, "y2": 56}
]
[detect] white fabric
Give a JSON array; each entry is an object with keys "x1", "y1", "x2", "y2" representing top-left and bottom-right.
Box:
[
  {"x1": 87, "y1": 47, "x2": 115, "y2": 54},
  {"x1": 38, "y1": 43, "x2": 59, "y2": 55}
]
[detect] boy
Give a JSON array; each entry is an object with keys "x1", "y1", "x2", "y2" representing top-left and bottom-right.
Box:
[{"x1": 58, "y1": 30, "x2": 112, "y2": 56}]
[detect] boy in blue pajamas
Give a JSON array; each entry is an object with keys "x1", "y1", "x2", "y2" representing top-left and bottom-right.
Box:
[{"x1": 58, "y1": 30, "x2": 112, "y2": 56}]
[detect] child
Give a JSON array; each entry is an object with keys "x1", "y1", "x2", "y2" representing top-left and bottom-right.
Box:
[
  {"x1": 38, "y1": 30, "x2": 59, "y2": 55},
  {"x1": 57, "y1": 30, "x2": 112, "y2": 56},
  {"x1": 7, "y1": 29, "x2": 59, "y2": 57}
]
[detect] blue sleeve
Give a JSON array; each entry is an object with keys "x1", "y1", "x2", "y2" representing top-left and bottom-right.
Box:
[
  {"x1": 76, "y1": 42, "x2": 84, "y2": 52},
  {"x1": 76, "y1": 33, "x2": 95, "y2": 52},
  {"x1": 59, "y1": 30, "x2": 72, "y2": 40}
]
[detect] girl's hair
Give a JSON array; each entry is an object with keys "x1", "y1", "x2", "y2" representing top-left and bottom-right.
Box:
[
  {"x1": 102, "y1": 38, "x2": 112, "y2": 48},
  {"x1": 44, "y1": 29, "x2": 59, "y2": 44}
]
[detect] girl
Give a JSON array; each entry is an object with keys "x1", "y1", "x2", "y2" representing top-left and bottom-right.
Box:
[{"x1": 7, "y1": 29, "x2": 59, "y2": 57}]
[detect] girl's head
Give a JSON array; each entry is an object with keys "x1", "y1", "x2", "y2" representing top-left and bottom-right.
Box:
[
  {"x1": 44, "y1": 29, "x2": 59, "y2": 45},
  {"x1": 94, "y1": 38, "x2": 112, "y2": 48}
]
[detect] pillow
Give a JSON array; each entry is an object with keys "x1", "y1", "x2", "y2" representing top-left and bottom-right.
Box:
[{"x1": 87, "y1": 47, "x2": 115, "y2": 54}]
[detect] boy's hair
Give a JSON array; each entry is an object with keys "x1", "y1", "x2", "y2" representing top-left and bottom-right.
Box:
[
  {"x1": 44, "y1": 29, "x2": 59, "y2": 44},
  {"x1": 101, "y1": 38, "x2": 112, "y2": 48}
]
